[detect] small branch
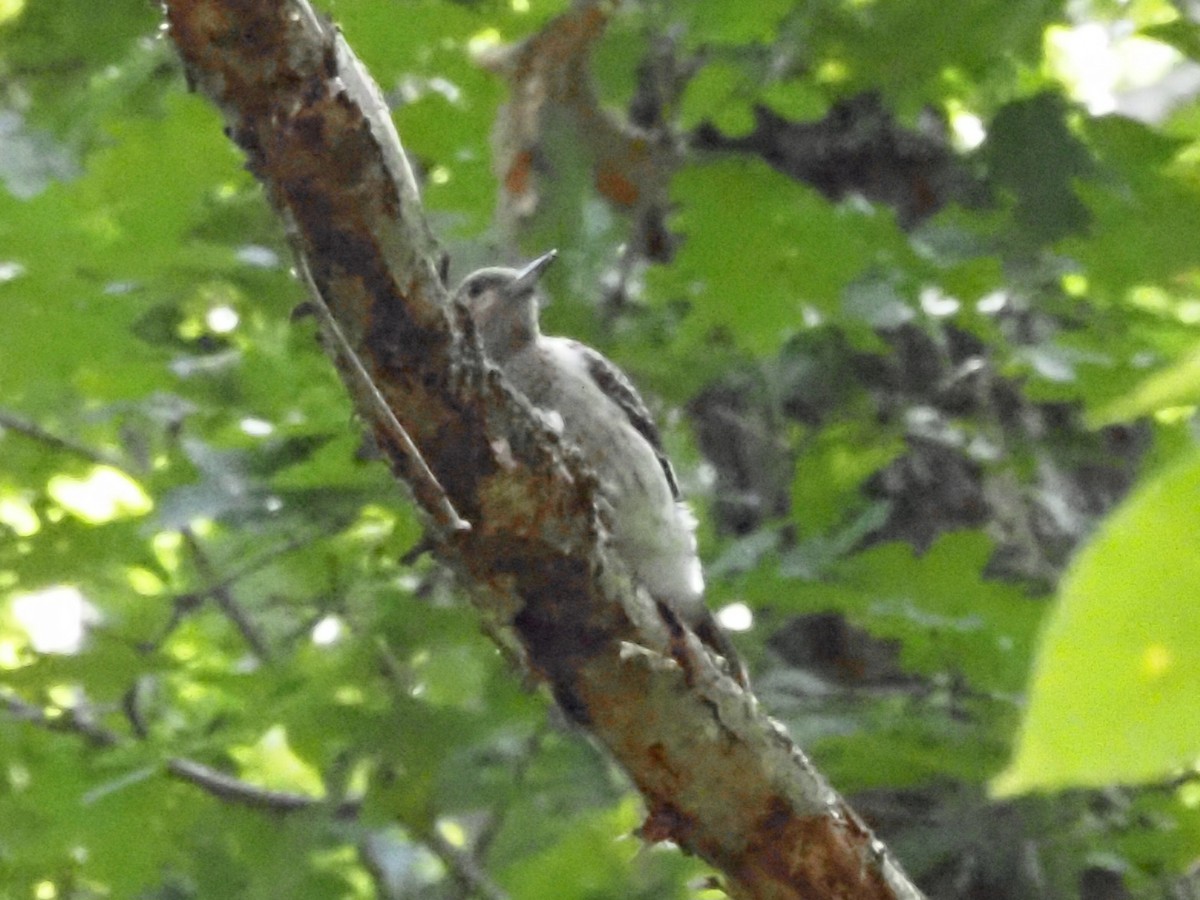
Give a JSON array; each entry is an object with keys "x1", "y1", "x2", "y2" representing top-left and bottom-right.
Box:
[
  {"x1": 358, "y1": 834, "x2": 404, "y2": 900},
  {"x1": 295, "y1": 258, "x2": 470, "y2": 539},
  {"x1": 418, "y1": 825, "x2": 511, "y2": 900},
  {"x1": 475, "y1": 725, "x2": 546, "y2": 858},
  {"x1": 171, "y1": 757, "x2": 508, "y2": 900},
  {"x1": 3, "y1": 689, "x2": 508, "y2": 898},
  {"x1": 165, "y1": 757, "x2": 360, "y2": 817},
  {"x1": 181, "y1": 526, "x2": 273, "y2": 661},
  {"x1": 1, "y1": 690, "x2": 361, "y2": 815},
  {"x1": 216, "y1": 532, "x2": 319, "y2": 588},
  {"x1": 1, "y1": 692, "x2": 122, "y2": 747},
  {"x1": 145, "y1": 532, "x2": 317, "y2": 653},
  {"x1": 360, "y1": 827, "x2": 510, "y2": 900},
  {"x1": 3, "y1": 690, "x2": 504, "y2": 893},
  {"x1": 0, "y1": 408, "x2": 130, "y2": 472},
  {"x1": 200, "y1": 531, "x2": 317, "y2": 595}
]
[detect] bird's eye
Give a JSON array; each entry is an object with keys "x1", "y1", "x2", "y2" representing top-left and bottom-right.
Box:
[{"x1": 467, "y1": 281, "x2": 484, "y2": 299}]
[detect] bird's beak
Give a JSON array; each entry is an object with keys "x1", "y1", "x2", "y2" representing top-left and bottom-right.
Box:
[{"x1": 509, "y1": 249, "x2": 558, "y2": 296}]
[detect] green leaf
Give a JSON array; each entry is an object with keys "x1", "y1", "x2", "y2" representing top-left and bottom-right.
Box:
[
  {"x1": 653, "y1": 158, "x2": 917, "y2": 356},
  {"x1": 790, "y1": 420, "x2": 905, "y2": 539},
  {"x1": 803, "y1": 0, "x2": 1057, "y2": 110},
  {"x1": 1063, "y1": 114, "x2": 1200, "y2": 298},
  {"x1": 0, "y1": 92, "x2": 249, "y2": 404},
  {"x1": 2, "y1": 0, "x2": 161, "y2": 139},
  {"x1": 1089, "y1": 342, "x2": 1200, "y2": 426},
  {"x1": 760, "y1": 532, "x2": 1043, "y2": 692},
  {"x1": 679, "y1": 0, "x2": 793, "y2": 47},
  {"x1": 814, "y1": 693, "x2": 1010, "y2": 789},
  {"x1": 982, "y1": 93, "x2": 1093, "y2": 244},
  {"x1": 760, "y1": 79, "x2": 830, "y2": 122},
  {"x1": 678, "y1": 61, "x2": 756, "y2": 134},
  {"x1": 1142, "y1": 20, "x2": 1200, "y2": 61},
  {"x1": 499, "y1": 798, "x2": 689, "y2": 900},
  {"x1": 994, "y1": 450, "x2": 1200, "y2": 795}
]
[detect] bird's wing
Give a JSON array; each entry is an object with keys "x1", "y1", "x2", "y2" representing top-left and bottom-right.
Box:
[{"x1": 575, "y1": 341, "x2": 682, "y2": 499}]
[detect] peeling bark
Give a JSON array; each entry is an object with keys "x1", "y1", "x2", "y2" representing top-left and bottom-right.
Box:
[{"x1": 162, "y1": 1, "x2": 927, "y2": 896}]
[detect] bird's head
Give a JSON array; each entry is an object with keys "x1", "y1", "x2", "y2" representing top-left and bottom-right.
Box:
[{"x1": 455, "y1": 250, "x2": 557, "y2": 362}]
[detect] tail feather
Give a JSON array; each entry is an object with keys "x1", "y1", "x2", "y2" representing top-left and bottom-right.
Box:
[{"x1": 693, "y1": 613, "x2": 750, "y2": 688}]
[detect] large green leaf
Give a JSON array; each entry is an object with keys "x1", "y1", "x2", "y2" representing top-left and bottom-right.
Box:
[{"x1": 994, "y1": 450, "x2": 1200, "y2": 795}]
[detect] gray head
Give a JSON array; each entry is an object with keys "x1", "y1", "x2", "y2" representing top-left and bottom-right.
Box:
[{"x1": 455, "y1": 250, "x2": 557, "y2": 362}]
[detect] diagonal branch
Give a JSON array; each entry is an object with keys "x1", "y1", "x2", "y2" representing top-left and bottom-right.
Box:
[
  {"x1": 161, "y1": 2, "x2": 927, "y2": 897},
  {"x1": 0, "y1": 408, "x2": 132, "y2": 473},
  {"x1": 165, "y1": 757, "x2": 360, "y2": 817},
  {"x1": 2, "y1": 691, "x2": 123, "y2": 748},
  {"x1": 180, "y1": 526, "x2": 274, "y2": 661},
  {"x1": 294, "y1": 255, "x2": 470, "y2": 538}
]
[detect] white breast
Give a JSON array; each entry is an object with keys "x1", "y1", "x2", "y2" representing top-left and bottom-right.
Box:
[{"x1": 503, "y1": 337, "x2": 705, "y2": 610}]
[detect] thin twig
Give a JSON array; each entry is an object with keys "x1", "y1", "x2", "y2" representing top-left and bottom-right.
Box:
[
  {"x1": 359, "y1": 834, "x2": 403, "y2": 900},
  {"x1": 172, "y1": 759, "x2": 509, "y2": 900},
  {"x1": 418, "y1": 825, "x2": 511, "y2": 900},
  {"x1": 180, "y1": 526, "x2": 273, "y2": 661},
  {"x1": 2, "y1": 690, "x2": 358, "y2": 815},
  {"x1": 294, "y1": 257, "x2": 471, "y2": 539},
  {"x1": 1, "y1": 692, "x2": 122, "y2": 747},
  {"x1": 166, "y1": 758, "x2": 361, "y2": 817},
  {"x1": 0, "y1": 408, "x2": 130, "y2": 472},
  {"x1": 216, "y1": 530, "x2": 321, "y2": 586},
  {"x1": 145, "y1": 532, "x2": 315, "y2": 652},
  {"x1": 475, "y1": 724, "x2": 547, "y2": 858}
]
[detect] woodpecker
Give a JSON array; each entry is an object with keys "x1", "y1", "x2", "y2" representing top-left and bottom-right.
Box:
[{"x1": 455, "y1": 250, "x2": 746, "y2": 685}]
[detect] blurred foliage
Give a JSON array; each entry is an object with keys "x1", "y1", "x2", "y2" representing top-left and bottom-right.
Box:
[{"x1": 4, "y1": 0, "x2": 1200, "y2": 898}]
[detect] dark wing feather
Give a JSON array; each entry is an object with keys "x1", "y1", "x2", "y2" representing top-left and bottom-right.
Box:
[{"x1": 576, "y1": 341, "x2": 682, "y2": 499}]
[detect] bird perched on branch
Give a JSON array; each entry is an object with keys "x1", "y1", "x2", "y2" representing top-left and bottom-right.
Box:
[{"x1": 455, "y1": 250, "x2": 746, "y2": 685}]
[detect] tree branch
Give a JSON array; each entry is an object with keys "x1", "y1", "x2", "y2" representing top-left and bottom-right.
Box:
[
  {"x1": 165, "y1": 757, "x2": 360, "y2": 816},
  {"x1": 3, "y1": 691, "x2": 315, "y2": 813},
  {"x1": 413, "y1": 825, "x2": 511, "y2": 900},
  {"x1": 180, "y1": 526, "x2": 274, "y2": 661},
  {"x1": 294, "y1": 255, "x2": 470, "y2": 538},
  {"x1": 1, "y1": 691, "x2": 325, "y2": 814},
  {"x1": 1, "y1": 691, "x2": 122, "y2": 748},
  {"x1": 161, "y1": 1, "x2": 927, "y2": 896},
  {"x1": 0, "y1": 408, "x2": 131, "y2": 473}
]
